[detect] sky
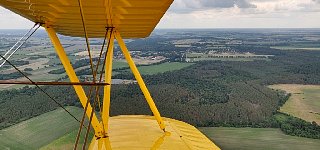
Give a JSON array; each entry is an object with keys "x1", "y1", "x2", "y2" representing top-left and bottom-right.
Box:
[{"x1": 0, "y1": 0, "x2": 320, "y2": 29}]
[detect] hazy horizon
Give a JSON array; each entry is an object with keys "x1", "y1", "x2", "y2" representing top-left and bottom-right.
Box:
[
  {"x1": 1, "y1": 28, "x2": 320, "y2": 30},
  {"x1": 1, "y1": 0, "x2": 320, "y2": 29}
]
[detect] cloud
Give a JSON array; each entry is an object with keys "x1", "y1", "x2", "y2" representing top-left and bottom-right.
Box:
[
  {"x1": 235, "y1": 0, "x2": 320, "y2": 17},
  {"x1": 158, "y1": 0, "x2": 320, "y2": 28},
  {"x1": 0, "y1": 7, "x2": 34, "y2": 29},
  {"x1": 169, "y1": 0, "x2": 256, "y2": 13},
  {"x1": 313, "y1": 0, "x2": 320, "y2": 3},
  {"x1": 199, "y1": 0, "x2": 256, "y2": 8},
  {"x1": 1, "y1": 1, "x2": 320, "y2": 29},
  {"x1": 169, "y1": 0, "x2": 320, "y2": 15}
]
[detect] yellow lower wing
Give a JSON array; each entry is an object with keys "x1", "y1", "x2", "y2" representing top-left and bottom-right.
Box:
[{"x1": 89, "y1": 115, "x2": 220, "y2": 150}]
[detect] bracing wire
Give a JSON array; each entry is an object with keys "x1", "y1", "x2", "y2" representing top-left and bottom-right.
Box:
[
  {"x1": 0, "y1": 54, "x2": 86, "y2": 128},
  {"x1": 76, "y1": 0, "x2": 97, "y2": 82},
  {"x1": 82, "y1": 28, "x2": 113, "y2": 149},
  {"x1": 0, "y1": 23, "x2": 37, "y2": 61},
  {"x1": 0, "y1": 24, "x2": 40, "y2": 68},
  {"x1": 94, "y1": 28, "x2": 114, "y2": 134},
  {"x1": 92, "y1": 30, "x2": 110, "y2": 134},
  {"x1": 73, "y1": 29, "x2": 109, "y2": 150},
  {"x1": 74, "y1": 0, "x2": 114, "y2": 148},
  {"x1": 0, "y1": 81, "x2": 108, "y2": 86},
  {"x1": 73, "y1": 0, "x2": 101, "y2": 145}
]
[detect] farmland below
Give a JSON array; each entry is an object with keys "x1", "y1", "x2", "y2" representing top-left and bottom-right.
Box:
[
  {"x1": 117, "y1": 62, "x2": 193, "y2": 75},
  {"x1": 0, "y1": 107, "x2": 85, "y2": 150},
  {"x1": 1, "y1": 29, "x2": 320, "y2": 149},
  {"x1": 269, "y1": 84, "x2": 320, "y2": 124},
  {"x1": 200, "y1": 127, "x2": 320, "y2": 150},
  {"x1": 0, "y1": 107, "x2": 319, "y2": 150}
]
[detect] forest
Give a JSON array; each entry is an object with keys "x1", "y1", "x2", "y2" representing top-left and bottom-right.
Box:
[{"x1": 1, "y1": 40, "x2": 320, "y2": 139}]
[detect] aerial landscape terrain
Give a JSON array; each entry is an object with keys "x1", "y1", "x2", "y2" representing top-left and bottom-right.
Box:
[{"x1": 1, "y1": 28, "x2": 320, "y2": 149}]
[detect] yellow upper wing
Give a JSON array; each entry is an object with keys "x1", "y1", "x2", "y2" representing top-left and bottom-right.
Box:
[{"x1": 0, "y1": 0, "x2": 173, "y2": 38}]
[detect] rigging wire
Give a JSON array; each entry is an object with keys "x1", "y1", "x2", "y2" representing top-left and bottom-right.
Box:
[
  {"x1": 73, "y1": 1, "x2": 102, "y2": 145},
  {"x1": 75, "y1": 0, "x2": 115, "y2": 147},
  {"x1": 0, "y1": 23, "x2": 37, "y2": 61},
  {"x1": 0, "y1": 54, "x2": 86, "y2": 128},
  {"x1": 96, "y1": 28, "x2": 113, "y2": 129},
  {"x1": 0, "y1": 81, "x2": 109, "y2": 86},
  {"x1": 73, "y1": 29, "x2": 109, "y2": 150},
  {"x1": 82, "y1": 28, "x2": 113, "y2": 149},
  {"x1": 76, "y1": 0, "x2": 97, "y2": 82},
  {"x1": 0, "y1": 24, "x2": 40, "y2": 68},
  {"x1": 92, "y1": 31, "x2": 110, "y2": 133}
]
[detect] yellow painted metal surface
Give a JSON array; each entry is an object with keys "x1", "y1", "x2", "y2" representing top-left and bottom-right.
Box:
[
  {"x1": 2, "y1": 0, "x2": 221, "y2": 149},
  {"x1": 46, "y1": 27, "x2": 103, "y2": 136},
  {"x1": 102, "y1": 29, "x2": 115, "y2": 133},
  {"x1": 0, "y1": 0, "x2": 174, "y2": 38},
  {"x1": 115, "y1": 31, "x2": 165, "y2": 131},
  {"x1": 43, "y1": 28, "x2": 220, "y2": 149},
  {"x1": 89, "y1": 115, "x2": 220, "y2": 150}
]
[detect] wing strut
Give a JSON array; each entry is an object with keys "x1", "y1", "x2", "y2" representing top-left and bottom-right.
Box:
[
  {"x1": 114, "y1": 31, "x2": 166, "y2": 131},
  {"x1": 45, "y1": 25, "x2": 165, "y2": 149},
  {"x1": 46, "y1": 27, "x2": 104, "y2": 137},
  {"x1": 88, "y1": 29, "x2": 166, "y2": 149},
  {"x1": 102, "y1": 27, "x2": 115, "y2": 133}
]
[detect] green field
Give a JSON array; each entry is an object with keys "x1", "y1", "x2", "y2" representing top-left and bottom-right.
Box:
[
  {"x1": 41, "y1": 129, "x2": 93, "y2": 150},
  {"x1": 269, "y1": 84, "x2": 320, "y2": 124},
  {"x1": 302, "y1": 88, "x2": 320, "y2": 111},
  {"x1": 0, "y1": 107, "x2": 84, "y2": 150},
  {"x1": 135, "y1": 62, "x2": 193, "y2": 75},
  {"x1": 200, "y1": 127, "x2": 320, "y2": 150},
  {"x1": 112, "y1": 60, "x2": 129, "y2": 69},
  {"x1": 2, "y1": 107, "x2": 320, "y2": 150}
]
